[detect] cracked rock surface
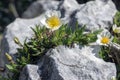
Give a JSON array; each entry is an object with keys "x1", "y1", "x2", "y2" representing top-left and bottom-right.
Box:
[
  {"x1": 19, "y1": 64, "x2": 41, "y2": 80},
  {"x1": 22, "y1": 0, "x2": 117, "y2": 31},
  {"x1": 0, "y1": 0, "x2": 117, "y2": 79},
  {"x1": 19, "y1": 46, "x2": 116, "y2": 80}
]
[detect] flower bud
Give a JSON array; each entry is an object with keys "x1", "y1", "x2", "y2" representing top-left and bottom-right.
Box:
[
  {"x1": 14, "y1": 37, "x2": 20, "y2": 44},
  {"x1": 5, "y1": 53, "x2": 12, "y2": 61}
]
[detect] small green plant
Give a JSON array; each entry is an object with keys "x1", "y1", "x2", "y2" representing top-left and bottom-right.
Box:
[
  {"x1": 2, "y1": 10, "x2": 120, "y2": 80},
  {"x1": 99, "y1": 38, "x2": 120, "y2": 79},
  {"x1": 98, "y1": 11, "x2": 120, "y2": 80},
  {"x1": 99, "y1": 46, "x2": 111, "y2": 61},
  {"x1": 114, "y1": 11, "x2": 120, "y2": 27},
  {"x1": 0, "y1": 76, "x2": 11, "y2": 80},
  {"x1": 113, "y1": 12, "x2": 120, "y2": 70},
  {"x1": 99, "y1": 45, "x2": 120, "y2": 80},
  {"x1": 3, "y1": 23, "x2": 100, "y2": 80}
]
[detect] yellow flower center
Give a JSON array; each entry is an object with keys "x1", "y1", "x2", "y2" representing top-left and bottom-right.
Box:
[
  {"x1": 46, "y1": 16, "x2": 61, "y2": 28},
  {"x1": 101, "y1": 37, "x2": 110, "y2": 44}
]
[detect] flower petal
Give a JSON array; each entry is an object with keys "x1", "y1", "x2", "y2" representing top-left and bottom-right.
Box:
[
  {"x1": 112, "y1": 24, "x2": 117, "y2": 31},
  {"x1": 52, "y1": 10, "x2": 61, "y2": 18},
  {"x1": 97, "y1": 35, "x2": 102, "y2": 39}
]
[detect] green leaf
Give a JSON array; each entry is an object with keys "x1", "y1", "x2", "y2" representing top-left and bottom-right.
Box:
[
  {"x1": 114, "y1": 11, "x2": 120, "y2": 26},
  {"x1": 6, "y1": 64, "x2": 14, "y2": 71},
  {"x1": 7, "y1": 23, "x2": 102, "y2": 80}
]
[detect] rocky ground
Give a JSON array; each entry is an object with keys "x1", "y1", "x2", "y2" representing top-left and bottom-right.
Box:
[{"x1": 0, "y1": 0, "x2": 119, "y2": 80}]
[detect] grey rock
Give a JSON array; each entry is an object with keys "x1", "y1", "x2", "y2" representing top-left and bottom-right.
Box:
[
  {"x1": 110, "y1": 43, "x2": 120, "y2": 51},
  {"x1": 112, "y1": 0, "x2": 120, "y2": 10},
  {"x1": 0, "y1": 15, "x2": 44, "y2": 76},
  {"x1": 19, "y1": 45, "x2": 116, "y2": 80},
  {"x1": 110, "y1": 43, "x2": 120, "y2": 65},
  {"x1": 38, "y1": 45, "x2": 116, "y2": 80},
  {"x1": 75, "y1": 0, "x2": 117, "y2": 31},
  {"x1": 22, "y1": 0, "x2": 117, "y2": 31},
  {"x1": 59, "y1": 0, "x2": 80, "y2": 17},
  {"x1": 76, "y1": 0, "x2": 93, "y2": 4},
  {"x1": 0, "y1": 0, "x2": 117, "y2": 79},
  {"x1": 22, "y1": 0, "x2": 60, "y2": 18},
  {"x1": 19, "y1": 64, "x2": 41, "y2": 80}
]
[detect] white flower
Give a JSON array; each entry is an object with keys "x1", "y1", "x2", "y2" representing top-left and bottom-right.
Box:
[
  {"x1": 111, "y1": 76, "x2": 116, "y2": 80},
  {"x1": 96, "y1": 30, "x2": 113, "y2": 46},
  {"x1": 41, "y1": 10, "x2": 62, "y2": 31},
  {"x1": 112, "y1": 24, "x2": 120, "y2": 33}
]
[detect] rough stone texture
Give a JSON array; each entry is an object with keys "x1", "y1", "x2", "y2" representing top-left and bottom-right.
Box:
[
  {"x1": 19, "y1": 46, "x2": 116, "y2": 80},
  {"x1": 19, "y1": 64, "x2": 41, "y2": 80},
  {"x1": 59, "y1": 0, "x2": 80, "y2": 17},
  {"x1": 0, "y1": 0, "x2": 117, "y2": 79},
  {"x1": 1, "y1": 0, "x2": 116, "y2": 62},
  {"x1": 112, "y1": 0, "x2": 120, "y2": 10},
  {"x1": 76, "y1": 0, "x2": 93, "y2": 4},
  {"x1": 0, "y1": 15, "x2": 44, "y2": 76},
  {"x1": 22, "y1": 0, "x2": 117, "y2": 31},
  {"x1": 22, "y1": 0, "x2": 60, "y2": 18},
  {"x1": 110, "y1": 43, "x2": 120, "y2": 65},
  {"x1": 75, "y1": 0, "x2": 117, "y2": 31}
]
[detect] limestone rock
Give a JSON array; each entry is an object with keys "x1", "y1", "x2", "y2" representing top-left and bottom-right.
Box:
[
  {"x1": 22, "y1": 0, "x2": 60, "y2": 18},
  {"x1": 110, "y1": 43, "x2": 120, "y2": 65},
  {"x1": 22, "y1": 0, "x2": 117, "y2": 31},
  {"x1": 59, "y1": 0, "x2": 80, "y2": 17},
  {"x1": 19, "y1": 64, "x2": 41, "y2": 80},
  {"x1": 19, "y1": 46, "x2": 116, "y2": 80},
  {"x1": 0, "y1": 0, "x2": 117, "y2": 79},
  {"x1": 75, "y1": 0, "x2": 117, "y2": 31},
  {"x1": 112, "y1": 0, "x2": 120, "y2": 10},
  {"x1": 0, "y1": 15, "x2": 44, "y2": 76}
]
